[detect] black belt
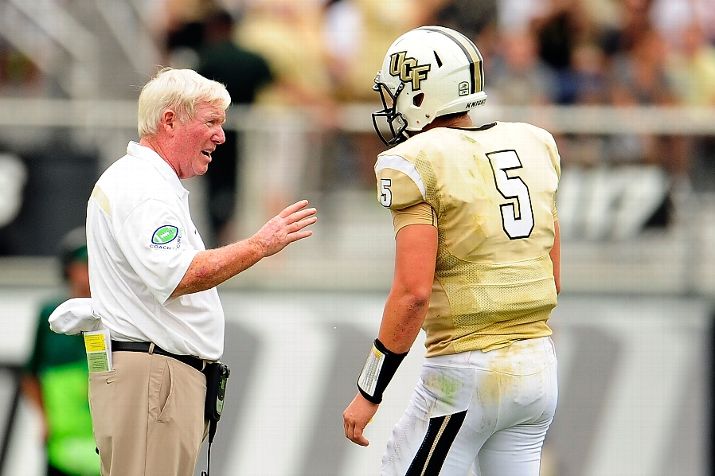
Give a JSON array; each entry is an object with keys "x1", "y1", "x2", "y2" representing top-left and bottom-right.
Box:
[{"x1": 111, "y1": 340, "x2": 205, "y2": 372}]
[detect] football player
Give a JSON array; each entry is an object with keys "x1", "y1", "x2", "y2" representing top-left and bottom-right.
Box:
[{"x1": 343, "y1": 26, "x2": 561, "y2": 476}]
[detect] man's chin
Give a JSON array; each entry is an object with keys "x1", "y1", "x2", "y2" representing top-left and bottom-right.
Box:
[{"x1": 193, "y1": 165, "x2": 209, "y2": 177}]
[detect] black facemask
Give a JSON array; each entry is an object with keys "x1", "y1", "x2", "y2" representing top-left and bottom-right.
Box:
[{"x1": 371, "y1": 82, "x2": 409, "y2": 146}]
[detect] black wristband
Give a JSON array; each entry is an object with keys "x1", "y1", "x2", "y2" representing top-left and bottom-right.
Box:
[{"x1": 356, "y1": 338, "x2": 408, "y2": 404}]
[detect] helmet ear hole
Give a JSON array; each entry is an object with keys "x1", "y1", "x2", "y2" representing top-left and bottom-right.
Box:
[{"x1": 413, "y1": 93, "x2": 425, "y2": 107}]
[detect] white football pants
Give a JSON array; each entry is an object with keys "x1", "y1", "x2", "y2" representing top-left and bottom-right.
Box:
[{"x1": 381, "y1": 337, "x2": 558, "y2": 476}]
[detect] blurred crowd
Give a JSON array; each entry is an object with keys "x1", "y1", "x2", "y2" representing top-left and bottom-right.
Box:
[
  {"x1": 153, "y1": 0, "x2": 715, "y2": 107},
  {"x1": 2, "y1": 0, "x2": 714, "y2": 173},
  {"x1": 1, "y1": 0, "x2": 715, "y2": 247},
  {"x1": 150, "y1": 0, "x2": 715, "y2": 185}
]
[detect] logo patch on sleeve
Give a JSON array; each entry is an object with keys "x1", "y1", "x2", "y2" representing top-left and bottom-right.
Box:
[{"x1": 151, "y1": 225, "x2": 179, "y2": 245}]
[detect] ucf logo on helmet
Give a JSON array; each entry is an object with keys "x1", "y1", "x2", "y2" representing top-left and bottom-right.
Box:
[{"x1": 389, "y1": 51, "x2": 431, "y2": 90}]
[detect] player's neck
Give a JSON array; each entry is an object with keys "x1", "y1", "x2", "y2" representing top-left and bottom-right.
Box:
[{"x1": 428, "y1": 113, "x2": 473, "y2": 131}]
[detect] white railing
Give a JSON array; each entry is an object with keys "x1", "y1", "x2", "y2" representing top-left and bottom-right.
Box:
[{"x1": 1, "y1": 99, "x2": 715, "y2": 134}]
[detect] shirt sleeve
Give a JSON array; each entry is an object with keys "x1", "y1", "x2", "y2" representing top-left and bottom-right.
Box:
[
  {"x1": 391, "y1": 202, "x2": 437, "y2": 235},
  {"x1": 526, "y1": 125, "x2": 561, "y2": 220},
  {"x1": 542, "y1": 130, "x2": 561, "y2": 220},
  {"x1": 374, "y1": 154, "x2": 426, "y2": 211},
  {"x1": 531, "y1": 125, "x2": 562, "y2": 181},
  {"x1": 116, "y1": 199, "x2": 198, "y2": 304}
]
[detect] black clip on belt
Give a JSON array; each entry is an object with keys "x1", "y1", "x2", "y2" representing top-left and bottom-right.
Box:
[{"x1": 111, "y1": 340, "x2": 205, "y2": 372}]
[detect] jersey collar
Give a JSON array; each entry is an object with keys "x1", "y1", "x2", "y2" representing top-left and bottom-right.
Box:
[
  {"x1": 126, "y1": 141, "x2": 188, "y2": 197},
  {"x1": 448, "y1": 121, "x2": 498, "y2": 132}
]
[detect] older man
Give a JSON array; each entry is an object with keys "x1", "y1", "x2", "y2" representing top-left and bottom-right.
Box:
[{"x1": 86, "y1": 68, "x2": 316, "y2": 476}]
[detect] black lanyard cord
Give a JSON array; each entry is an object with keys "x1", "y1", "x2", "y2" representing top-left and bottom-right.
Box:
[{"x1": 201, "y1": 419, "x2": 218, "y2": 476}]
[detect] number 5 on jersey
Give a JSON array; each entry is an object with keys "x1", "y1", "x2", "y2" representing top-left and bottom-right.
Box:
[
  {"x1": 380, "y1": 178, "x2": 393, "y2": 207},
  {"x1": 487, "y1": 150, "x2": 534, "y2": 239}
]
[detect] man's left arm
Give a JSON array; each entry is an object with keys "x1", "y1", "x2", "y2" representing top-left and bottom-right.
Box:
[{"x1": 343, "y1": 223, "x2": 437, "y2": 446}]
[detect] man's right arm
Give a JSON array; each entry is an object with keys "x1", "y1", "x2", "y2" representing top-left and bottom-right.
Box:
[{"x1": 171, "y1": 200, "x2": 316, "y2": 297}]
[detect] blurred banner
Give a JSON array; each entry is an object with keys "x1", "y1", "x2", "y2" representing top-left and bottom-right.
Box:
[
  {"x1": 1, "y1": 289, "x2": 711, "y2": 476},
  {"x1": 0, "y1": 138, "x2": 97, "y2": 255}
]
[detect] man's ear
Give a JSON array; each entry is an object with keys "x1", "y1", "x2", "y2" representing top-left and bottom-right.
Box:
[{"x1": 161, "y1": 110, "x2": 177, "y2": 133}]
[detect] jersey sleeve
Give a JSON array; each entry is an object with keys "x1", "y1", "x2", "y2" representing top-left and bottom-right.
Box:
[
  {"x1": 529, "y1": 125, "x2": 562, "y2": 181},
  {"x1": 391, "y1": 202, "x2": 437, "y2": 235},
  {"x1": 116, "y1": 199, "x2": 198, "y2": 304},
  {"x1": 374, "y1": 154, "x2": 426, "y2": 210},
  {"x1": 543, "y1": 131, "x2": 561, "y2": 219},
  {"x1": 525, "y1": 124, "x2": 561, "y2": 219}
]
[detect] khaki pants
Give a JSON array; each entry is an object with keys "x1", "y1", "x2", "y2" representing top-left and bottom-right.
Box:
[{"x1": 89, "y1": 351, "x2": 207, "y2": 476}]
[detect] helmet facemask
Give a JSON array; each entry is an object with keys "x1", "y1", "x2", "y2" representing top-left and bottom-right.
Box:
[{"x1": 372, "y1": 79, "x2": 408, "y2": 146}]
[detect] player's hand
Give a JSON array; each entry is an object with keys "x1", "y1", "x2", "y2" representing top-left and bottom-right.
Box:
[
  {"x1": 343, "y1": 393, "x2": 379, "y2": 446},
  {"x1": 250, "y1": 200, "x2": 317, "y2": 257}
]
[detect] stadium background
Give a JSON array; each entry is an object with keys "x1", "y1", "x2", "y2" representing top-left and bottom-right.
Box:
[{"x1": 0, "y1": 0, "x2": 713, "y2": 475}]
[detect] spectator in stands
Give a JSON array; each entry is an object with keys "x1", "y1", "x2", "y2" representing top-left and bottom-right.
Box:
[
  {"x1": 22, "y1": 227, "x2": 99, "y2": 476},
  {"x1": 489, "y1": 29, "x2": 558, "y2": 106},
  {"x1": 570, "y1": 41, "x2": 610, "y2": 105},
  {"x1": 667, "y1": 22, "x2": 715, "y2": 107},
  {"x1": 197, "y1": 8, "x2": 274, "y2": 246},
  {"x1": 237, "y1": 0, "x2": 335, "y2": 121},
  {"x1": 530, "y1": 0, "x2": 596, "y2": 104},
  {"x1": 609, "y1": 28, "x2": 689, "y2": 178},
  {"x1": 650, "y1": 0, "x2": 715, "y2": 46},
  {"x1": 598, "y1": 0, "x2": 654, "y2": 59},
  {"x1": 430, "y1": 0, "x2": 497, "y2": 40},
  {"x1": 609, "y1": 28, "x2": 674, "y2": 106},
  {"x1": 666, "y1": 21, "x2": 715, "y2": 189},
  {"x1": 158, "y1": 0, "x2": 216, "y2": 67},
  {"x1": 323, "y1": 0, "x2": 438, "y2": 104},
  {"x1": 235, "y1": 0, "x2": 338, "y2": 215},
  {"x1": 561, "y1": 41, "x2": 612, "y2": 168}
]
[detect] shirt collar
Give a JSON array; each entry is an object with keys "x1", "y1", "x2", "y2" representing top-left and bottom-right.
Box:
[{"x1": 126, "y1": 141, "x2": 188, "y2": 198}]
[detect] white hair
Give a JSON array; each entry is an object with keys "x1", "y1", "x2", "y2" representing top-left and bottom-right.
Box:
[{"x1": 137, "y1": 67, "x2": 231, "y2": 137}]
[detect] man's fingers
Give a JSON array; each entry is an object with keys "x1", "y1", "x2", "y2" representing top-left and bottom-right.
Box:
[
  {"x1": 287, "y1": 230, "x2": 313, "y2": 243},
  {"x1": 279, "y1": 200, "x2": 310, "y2": 218},
  {"x1": 348, "y1": 423, "x2": 369, "y2": 447},
  {"x1": 289, "y1": 216, "x2": 317, "y2": 232},
  {"x1": 344, "y1": 420, "x2": 353, "y2": 440},
  {"x1": 343, "y1": 416, "x2": 370, "y2": 447},
  {"x1": 352, "y1": 425, "x2": 369, "y2": 447},
  {"x1": 288, "y1": 208, "x2": 317, "y2": 223}
]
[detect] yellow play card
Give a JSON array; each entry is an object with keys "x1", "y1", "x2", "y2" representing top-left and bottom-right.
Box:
[{"x1": 83, "y1": 329, "x2": 113, "y2": 372}]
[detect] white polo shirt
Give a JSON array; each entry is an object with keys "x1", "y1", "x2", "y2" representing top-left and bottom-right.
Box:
[{"x1": 86, "y1": 141, "x2": 224, "y2": 360}]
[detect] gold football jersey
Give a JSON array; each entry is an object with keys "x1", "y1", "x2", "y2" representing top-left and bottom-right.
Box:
[{"x1": 374, "y1": 122, "x2": 561, "y2": 356}]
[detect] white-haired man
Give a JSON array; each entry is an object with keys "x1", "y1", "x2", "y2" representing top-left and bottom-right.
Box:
[{"x1": 86, "y1": 68, "x2": 316, "y2": 475}]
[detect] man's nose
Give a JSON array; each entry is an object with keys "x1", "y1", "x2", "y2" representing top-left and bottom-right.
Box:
[{"x1": 215, "y1": 127, "x2": 226, "y2": 144}]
